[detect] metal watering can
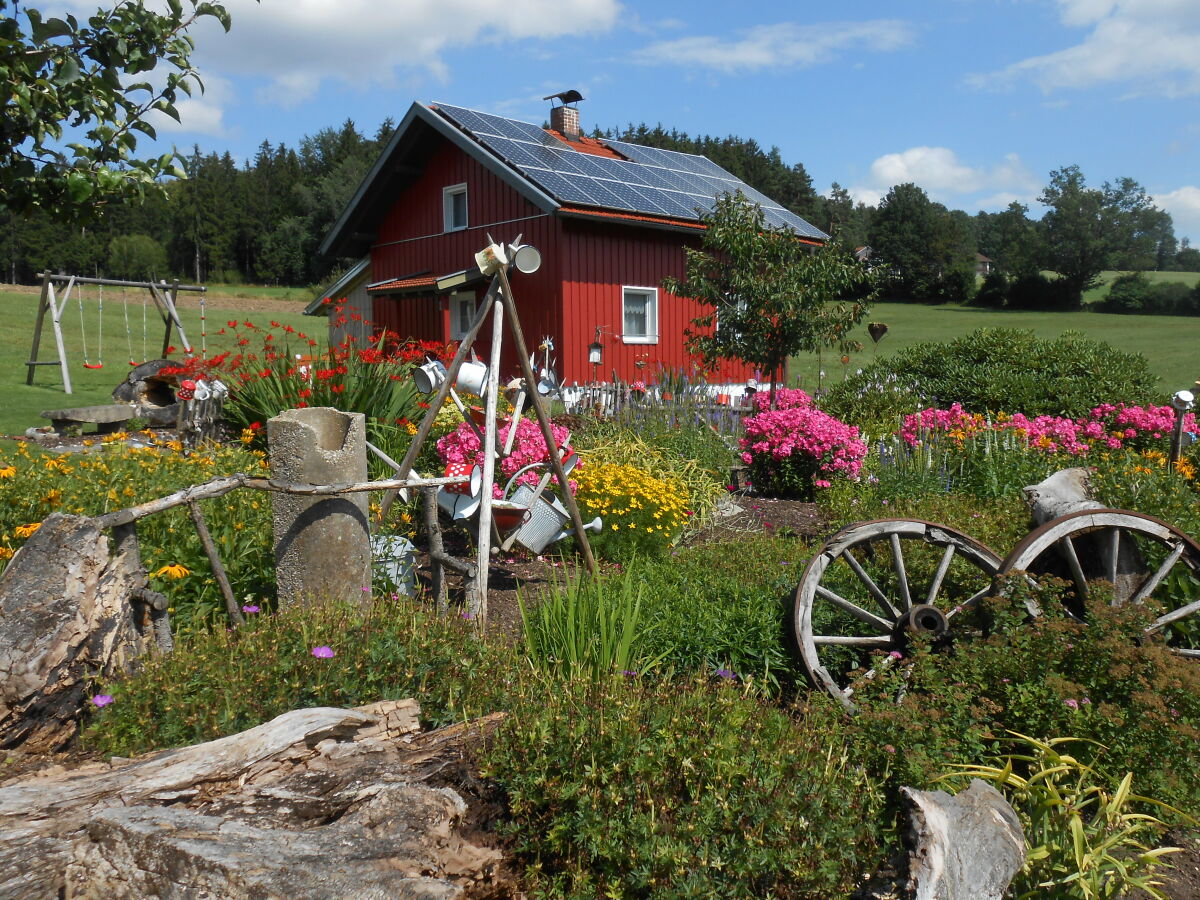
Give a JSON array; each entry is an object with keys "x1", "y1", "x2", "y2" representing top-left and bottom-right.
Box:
[{"x1": 501, "y1": 463, "x2": 601, "y2": 554}]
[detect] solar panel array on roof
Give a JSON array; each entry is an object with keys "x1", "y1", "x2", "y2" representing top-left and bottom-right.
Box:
[{"x1": 434, "y1": 103, "x2": 827, "y2": 240}]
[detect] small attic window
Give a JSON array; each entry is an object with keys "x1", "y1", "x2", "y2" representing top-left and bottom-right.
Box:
[{"x1": 443, "y1": 183, "x2": 468, "y2": 232}]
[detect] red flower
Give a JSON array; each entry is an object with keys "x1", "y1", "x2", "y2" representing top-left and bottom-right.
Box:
[
  {"x1": 227, "y1": 320, "x2": 237, "y2": 328},
  {"x1": 298, "y1": 388, "x2": 312, "y2": 399},
  {"x1": 331, "y1": 384, "x2": 345, "y2": 394}
]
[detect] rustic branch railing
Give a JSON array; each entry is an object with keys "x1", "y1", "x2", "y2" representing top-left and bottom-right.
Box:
[{"x1": 88, "y1": 470, "x2": 476, "y2": 635}]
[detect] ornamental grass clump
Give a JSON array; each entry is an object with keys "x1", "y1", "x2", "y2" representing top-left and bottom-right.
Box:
[
  {"x1": 941, "y1": 734, "x2": 1191, "y2": 900},
  {"x1": 572, "y1": 462, "x2": 690, "y2": 559},
  {"x1": 739, "y1": 391, "x2": 865, "y2": 498}
]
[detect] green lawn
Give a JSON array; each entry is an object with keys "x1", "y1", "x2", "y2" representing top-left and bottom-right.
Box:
[
  {"x1": 1, "y1": 285, "x2": 315, "y2": 435},
  {"x1": 792, "y1": 301, "x2": 1200, "y2": 396}
]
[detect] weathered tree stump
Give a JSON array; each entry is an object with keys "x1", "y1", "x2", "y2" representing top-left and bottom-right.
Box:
[
  {"x1": 902, "y1": 779, "x2": 1025, "y2": 900},
  {"x1": 0, "y1": 514, "x2": 156, "y2": 753},
  {"x1": 0, "y1": 701, "x2": 507, "y2": 898}
]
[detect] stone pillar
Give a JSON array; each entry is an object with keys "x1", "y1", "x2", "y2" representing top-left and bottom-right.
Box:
[{"x1": 268, "y1": 408, "x2": 371, "y2": 607}]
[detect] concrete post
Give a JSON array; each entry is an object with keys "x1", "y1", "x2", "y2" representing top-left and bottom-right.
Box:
[{"x1": 268, "y1": 407, "x2": 371, "y2": 607}]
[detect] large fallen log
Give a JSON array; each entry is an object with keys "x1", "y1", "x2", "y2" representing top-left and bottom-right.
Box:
[
  {"x1": 0, "y1": 514, "x2": 156, "y2": 753},
  {"x1": 0, "y1": 700, "x2": 508, "y2": 898}
]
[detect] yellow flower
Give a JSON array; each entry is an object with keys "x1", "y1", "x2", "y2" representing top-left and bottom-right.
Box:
[
  {"x1": 154, "y1": 563, "x2": 191, "y2": 579},
  {"x1": 0, "y1": 465, "x2": 15, "y2": 478},
  {"x1": 14, "y1": 522, "x2": 41, "y2": 538},
  {"x1": 0, "y1": 546, "x2": 12, "y2": 560}
]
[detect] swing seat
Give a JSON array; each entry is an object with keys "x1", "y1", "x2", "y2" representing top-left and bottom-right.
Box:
[{"x1": 83, "y1": 363, "x2": 104, "y2": 370}]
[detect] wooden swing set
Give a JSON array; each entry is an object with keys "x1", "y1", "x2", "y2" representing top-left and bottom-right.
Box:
[{"x1": 26, "y1": 272, "x2": 206, "y2": 394}]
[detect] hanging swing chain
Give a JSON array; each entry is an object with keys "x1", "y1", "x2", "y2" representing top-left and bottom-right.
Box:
[
  {"x1": 78, "y1": 282, "x2": 104, "y2": 368},
  {"x1": 122, "y1": 285, "x2": 135, "y2": 365}
]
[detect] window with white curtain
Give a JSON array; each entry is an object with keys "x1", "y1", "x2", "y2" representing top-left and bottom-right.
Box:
[{"x1": 622, "y1": 286, "x2": 658, "y2": 343}]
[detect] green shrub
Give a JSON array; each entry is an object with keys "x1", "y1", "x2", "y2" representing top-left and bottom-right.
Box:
[
  {"x1": 83, "y1": 597, "x2": 520, "y2": 756},
  {"x1": 1102, "y1": 273, "x2": 1199, "y2": 316},
  {"x1": 844, "y1": 585, "x2": 1200, "y2": 816},
  {"x1": 616, "y1": 536, "x2": 805, "y2": 692},
  {"x1": 481, "y1": 675, "x2": 885, "y2": 898},
  {"x1": 1007, "y1": 273, "x2": 1079, "y2": 310},
  {"x1": 823, "y1": 328, "x2": 1160, "y2": 426}
]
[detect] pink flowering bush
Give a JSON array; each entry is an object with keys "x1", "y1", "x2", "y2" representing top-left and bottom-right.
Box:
[
  {"x1": 437, "y1": 417, "x2": 575, "y2": 497},
  {"x1": 740, "y1": 404, "x2": 866, "y2": 498},
  {"x1": 899, "y1": 402, "x2": 1197, "y2": 457},
  {"x1": 750, "y1": 388, "x2": 815, "y2": 413}
]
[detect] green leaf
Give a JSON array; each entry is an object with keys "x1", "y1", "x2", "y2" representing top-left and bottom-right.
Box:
[
  {"x1": 30, "y1": 16, "x2": 73, "y2": 43},
  {"x1": 66, "y1": 172, "x2": 94, "y2": 203},
  {"x1": 52, "y1": 56, "x2": 80, "y2": 86}
]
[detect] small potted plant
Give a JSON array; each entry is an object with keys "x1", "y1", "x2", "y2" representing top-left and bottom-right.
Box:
[{"x1": 630, "y1": 379, "x2": 647, "y2": 400}]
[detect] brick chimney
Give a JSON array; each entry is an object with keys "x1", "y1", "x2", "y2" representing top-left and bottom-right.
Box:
[{"x1": 550, "y1": 104, "x2": 580, "y2": 141}]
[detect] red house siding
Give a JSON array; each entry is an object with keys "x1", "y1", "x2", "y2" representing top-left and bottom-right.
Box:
[
  {"x1": 369, "y1": 140, "x2": 560, "y2": 376},
  {"x1": 366, "y1": 135, "x2": 754, "y2": 387},
  {"x1": 558, "y1": 218, "x2": 754, "y2": 386}
]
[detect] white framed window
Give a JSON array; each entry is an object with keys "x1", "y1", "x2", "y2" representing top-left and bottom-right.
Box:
[
  {"x1": 622, "y1": 286, "x2": 658, "y2": 344},
  {"x1": 450, "y1": 290, "x2": 477, "y2": 340},
  {"x1": 443, "y1": 183, "x2": 468, "y2": 232}
]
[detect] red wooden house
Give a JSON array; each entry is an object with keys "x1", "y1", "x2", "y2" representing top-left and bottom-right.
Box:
[{"x1": 317, "y1": 97, "x2": 827, "y2": 387}]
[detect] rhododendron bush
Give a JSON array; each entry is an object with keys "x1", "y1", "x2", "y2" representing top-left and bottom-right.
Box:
[
  {"x1": 437, "y1": 418, "x2": 575, "y2": 497},
  {"x1": 739, "y1": 391, "x2": 866, "y2": 498}
]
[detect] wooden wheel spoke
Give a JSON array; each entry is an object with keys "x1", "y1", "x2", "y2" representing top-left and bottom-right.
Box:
[
  {"x1": 812, "y1": 634, "x2": 893, "y2": 647},
  {"x1": 925, "y1": 544, "x2": 956, "y2": 607},
  {"x1": 841, "y1": 549, "x2": 900, "y2": 619},
  {"x1": 1149, "y1": 596, "x2": 1200, "y2": 631},
  {"x1": 814, "y1": 585, "x2": 893, "y2": 633},
  {"x1": 945, "y1": 585, "x2": 991, "y2": 621},
  {"x1": 1131, "y1": 541, "x2": 1186, "y2": 605},
  {"x1": 1058, "y1": 536, "x2": 1090, "y2": 603},
  {"x1": 1107, "y1": 527, "x2": 1120, "y2": 586},
  {"x1": 889, "y1": 533, "x2": 912, "y2": 610},
  {"x1": 1173, "y1": 648, "x2": 1200, "y2": 659}
]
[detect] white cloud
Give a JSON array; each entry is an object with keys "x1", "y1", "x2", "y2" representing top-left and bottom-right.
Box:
[
  {"x1": 1155, "y1": 185, "x2": 1200, "y2": 242},
  {"x1": 190, "y1": 0, "x2": 622, "y2": 107},
  {"x1": 630, "y1": 20, "x2": 915, "y2": 73},
  {"x1": 973, "y1": 0, "x2": 1200, "y2": 95},
  {"x1": 847, "y1": 147, "x2": 1040, "y2": 210}
]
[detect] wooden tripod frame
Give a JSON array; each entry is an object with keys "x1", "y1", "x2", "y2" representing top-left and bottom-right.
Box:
[{"x1": 376, "y1": 266, "x2": 597, "y2": 622}]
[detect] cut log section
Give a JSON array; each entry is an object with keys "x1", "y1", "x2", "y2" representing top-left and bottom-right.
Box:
[{"x1": 0, "y1": 701, "x2": 509, "y2": 898}]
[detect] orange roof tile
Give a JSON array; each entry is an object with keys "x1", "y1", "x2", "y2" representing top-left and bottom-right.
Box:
[
  {"x1": 558, "y1": 205, "x2": 705, "y2": 229},
  {"x1": 544, "y1": 130, "x2": 625, "y2": 159},
  {"x1": 367, "y1": 275, "x2": 438, "y2": 293}
]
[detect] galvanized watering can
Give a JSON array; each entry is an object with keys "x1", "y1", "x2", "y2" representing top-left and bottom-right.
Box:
[{"x1": 501, "y1": 463, "x2": 601, "y2": 554}]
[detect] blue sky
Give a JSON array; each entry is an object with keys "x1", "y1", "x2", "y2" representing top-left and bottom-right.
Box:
[{"x1": 71, "y1": 0, "x2": 1200, "y2": 242}]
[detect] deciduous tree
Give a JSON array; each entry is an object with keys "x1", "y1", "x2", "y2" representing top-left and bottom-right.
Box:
[
  {"x1": 1, "y1": 0, "x2": 237, "y2": 221},
  {"x1": 664, "y1": 193, "x2": 877, "y2": 403}
]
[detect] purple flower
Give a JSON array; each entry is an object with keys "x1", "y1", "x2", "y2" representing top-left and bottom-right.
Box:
[
  {"x1": 714, "y1": 668, "x2": 738, "y2": 681},
  {"x1": 92, "y1": 694, "x2": 114, "y2": 708},
  {"x1": 460, "y1": 611, "x2": 474, "y2": 620},
  {"x1": 241, "y1": 604, "x2": 260, "y2": 614},
  {"x1": 1064, "y1": 698, "x2": 1079, "y2": 710},
  {"x1": 888, "y1": 651, "x2": 903, "y2": 660},
  {"x1": 622, "y1": 670, "x2": 638, "y2": 678},
  {"x1": 1081, "y1": 697, "x2": 1091, "y2": 705},
  {"x1": 311, "y1": 646, "x2": 335, "y2": 659}
]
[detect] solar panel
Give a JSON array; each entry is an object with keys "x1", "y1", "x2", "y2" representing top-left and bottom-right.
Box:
[{"x1": 433, "y1": 103, "x2": 828, "y2": 238}]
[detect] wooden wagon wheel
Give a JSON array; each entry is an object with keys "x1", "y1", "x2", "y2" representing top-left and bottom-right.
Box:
[
  {"x1": 793, "y1": 519, "x2": 1003, "y2": 710},
  {"x1": 996, "y1": 508, "x2": 1200, "y2": 659}
]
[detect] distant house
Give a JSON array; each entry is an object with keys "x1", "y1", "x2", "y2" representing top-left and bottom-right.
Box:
[
  {"x1": 975, "y1": 253, "x2": 994, "y2": 276},
  {"x1": 317, "y1": 97, "x2": 827, "y2": 385}
]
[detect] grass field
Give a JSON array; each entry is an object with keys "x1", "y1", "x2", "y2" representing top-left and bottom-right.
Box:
[
  {"x1": 791, "y1": 300, "x2": 1200, "y2": 396},
  {"x1": 2, "y1": 285, "x2": 314, "y2": 435}
]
